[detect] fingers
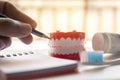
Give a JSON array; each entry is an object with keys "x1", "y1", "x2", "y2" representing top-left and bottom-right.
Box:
[
  {"x1": 0, "y1": 1, "x2": 37, "y2": 46},
  {"x1": 19, "y1": 34, "x2": 33, "y2": 44},
  {"x1": 0, "y1": 36, "x2": 11, "y2": 50},
  {"x1": 0, "y1": 1, "x2": 5, "y2": 13},
  {"x1": 0, "y1": 70, "x2": 6, "y2": 80},
  {"x1": 2, "y1": 1, "x2": 37, "y2": 28},
  {"x1": 0, "y1": 18, "x2": 32, "y2": 38},
  {"x1": 0, "y1": 18, "x2": 33, "y2": 44}
]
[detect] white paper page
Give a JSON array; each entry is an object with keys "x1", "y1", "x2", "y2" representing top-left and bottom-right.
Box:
[{"x1": 0, "y1": 50, "x2": 77, "y2": 77}]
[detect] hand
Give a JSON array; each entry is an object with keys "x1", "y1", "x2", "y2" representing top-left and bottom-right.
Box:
[
  {"x1": 0, "y1": 1, "x2": 37, "y2": 50},
  {"x1": 0, "y1": 70, "x2": 6, "y2": 80}
]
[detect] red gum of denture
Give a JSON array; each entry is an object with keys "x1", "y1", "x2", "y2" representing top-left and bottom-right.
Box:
[
  {"x1": 50, "y1": 53, "x2": 80, "y2": 60},
  {"x1": 50, "y1": 30, "x2": 85, "y2": 40}
]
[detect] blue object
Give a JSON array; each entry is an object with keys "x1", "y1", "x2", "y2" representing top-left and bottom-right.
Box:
[{"x1": 87, "y1": 51, "x2": 103, "y2": 63}]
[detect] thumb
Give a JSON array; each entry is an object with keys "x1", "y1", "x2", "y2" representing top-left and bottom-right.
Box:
[{"x1": 0, "y1": 18, "x2": 32, "y2": 38}]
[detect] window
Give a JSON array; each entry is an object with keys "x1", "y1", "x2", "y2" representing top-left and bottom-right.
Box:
[{"x1": 10, "y1": 0, "x2": 120, "y2": 40}]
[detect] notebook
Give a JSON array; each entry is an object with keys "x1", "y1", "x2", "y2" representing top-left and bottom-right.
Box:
[{"x1": 0, "y1": 50, "x2": 78, "y2": 80}]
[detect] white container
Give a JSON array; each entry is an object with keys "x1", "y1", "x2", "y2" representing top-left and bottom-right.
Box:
[{"x1": 92, "y1": 33, "x2": 120, "y2": 54}]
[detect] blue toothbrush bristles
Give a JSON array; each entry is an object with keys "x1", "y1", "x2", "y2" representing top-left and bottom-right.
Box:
[{"x1": 81, "y1": 51, "x2": 103, "y2": 63}]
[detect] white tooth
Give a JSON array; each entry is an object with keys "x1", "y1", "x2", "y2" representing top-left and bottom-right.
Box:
[
  {"x1": 66, "y1": 38, "x2": 71, "y2": 46},
  {"x1": 54, "y1": 39, "x2": 59, "y2": 46},
  {"x1": 59, "y1": 38, "x2": 65, "y2": 46},
  {"x1": 49, "y1": 39, "x2": 54, "y2": 46}
]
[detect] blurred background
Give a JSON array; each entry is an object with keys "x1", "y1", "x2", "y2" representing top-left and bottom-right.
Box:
[{"x1": 9, "y1": 0, "x2": 120, "y2": 41}]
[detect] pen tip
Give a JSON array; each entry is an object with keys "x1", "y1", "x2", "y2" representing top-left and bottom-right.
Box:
[{"x1": 43, "y1": 35, "x2": 51, "y2": 39}]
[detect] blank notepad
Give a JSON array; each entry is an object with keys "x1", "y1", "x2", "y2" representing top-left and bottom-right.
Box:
[{"x1": 0, "y1": 50, "x2": 78, "y2": 80}]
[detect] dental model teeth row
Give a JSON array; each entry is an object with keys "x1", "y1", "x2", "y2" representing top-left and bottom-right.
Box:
[{"x1": 49, "y1": 38, "x2": 84, "y2": 54}]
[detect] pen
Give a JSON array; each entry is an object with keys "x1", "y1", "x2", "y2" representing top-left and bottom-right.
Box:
[
  {"x1": 0, "y1": 13, "x2": 50, "y2": 39},
  {"x1": 32, "y1": 29, "x2": 50, "y2": 39}
]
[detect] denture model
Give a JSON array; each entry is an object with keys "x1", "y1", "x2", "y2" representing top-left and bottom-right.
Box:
[{"x1": 48, "y1": 30, "x2": 85, "y2": 60}]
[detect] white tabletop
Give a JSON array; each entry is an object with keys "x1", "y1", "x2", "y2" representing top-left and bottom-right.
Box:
[{"x1": 2, "y1": 40, "x2": 120, "y2": 80}]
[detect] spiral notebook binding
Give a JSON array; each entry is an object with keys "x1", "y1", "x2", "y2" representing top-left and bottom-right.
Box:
[{"x1": 0, "y1": 51, "x2": 34, "y2": 58}]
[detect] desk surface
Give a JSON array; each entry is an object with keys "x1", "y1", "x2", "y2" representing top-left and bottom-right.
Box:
[{"x1": 3, "y1": 40, "x2": 120, "y2": 80}]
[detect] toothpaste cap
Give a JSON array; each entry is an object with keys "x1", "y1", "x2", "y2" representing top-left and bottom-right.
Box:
[
  {"x1": 92, "y1": 33, "x2": 112, "y2": 53},
  {"x1": 92, "y1": 33, "x2": 104, "y2": 51}
]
